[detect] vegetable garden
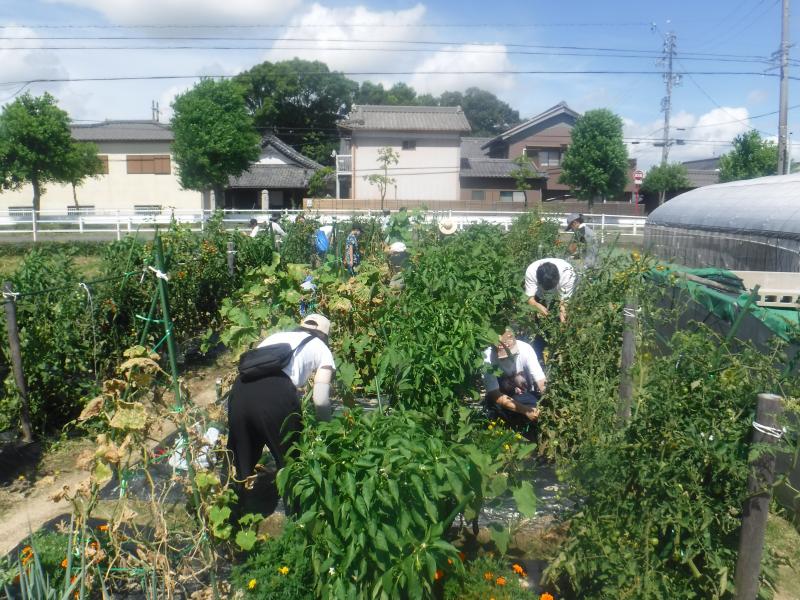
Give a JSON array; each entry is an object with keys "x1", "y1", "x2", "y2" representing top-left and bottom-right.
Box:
[{"x1": 0, "y1": 210, "x2": 798, "y2": 599}]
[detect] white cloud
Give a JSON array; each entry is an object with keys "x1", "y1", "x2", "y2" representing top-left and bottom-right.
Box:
[
  {"x1": 0, "y1": 26, "x2": 69, "y2": 106},
  {"x1": 409, "y1": 44, "x2": 515, "y2": 97},
  {"x1": 625, "y1": 107, "x2": 751, "y2": 170},
  {"x1": 747, "y1": 89, "x2": 769, "y2": 105},
  {"x1": 266, "y1": 3, "x2": 427, "y2": 73},
  {"x1": 46, "y1": 0, "x2": 302, "y2": 25}
]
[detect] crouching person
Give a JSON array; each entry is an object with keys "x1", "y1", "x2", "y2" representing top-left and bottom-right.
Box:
[
  {"x1": 227, "y1": 314, "x2": 335, "y2": 506},
  {"x1": 483, "y1": 328, "x2": 546, "y2": 436}
]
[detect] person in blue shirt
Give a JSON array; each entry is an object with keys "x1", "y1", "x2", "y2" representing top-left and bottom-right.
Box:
[{"x1": 344, "y1": 225, "x2": 362, "y2": 275}]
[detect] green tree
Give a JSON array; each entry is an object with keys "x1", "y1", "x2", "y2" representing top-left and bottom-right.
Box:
[
  {"x1": 171, "y1": 78, "x2": 261, "y2": 207},
  {"x1": 718, "y1": 130, "x2": 778, "y2": 182},
  {"x1": 307, "y1": 166, "x2": 334, "y2": 198},
  {"x1": 235, "y1": 59, "x2": 357, "y2": 164},
  {"x1": 641, "y1": 162, "x2": 691, "y2": 205},
  {"x1": 363, "y1": 146, "x2": 399, "y2": 210},
  {"x1": 0, "y1": 92, "x2": 100, "y2": 212},
  {"x1": 439, "y1": 88, "x2": 519, "y2": 136},
  {"x1": 509, "y1": 155, "x2": 539, "y2": 206},
  {"x1": 559, "y1": 108, "x2": 629, "y2": 209}
]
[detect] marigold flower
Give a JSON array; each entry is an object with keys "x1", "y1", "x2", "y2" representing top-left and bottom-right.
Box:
[
  {"x1": 278, "y1": 566, "x2": 289, "y2": 575},
  {"x1": 512, "y1": 563, "x2": 525, "y2": 575},
  {"x1": 495, "y1": 576, "x2": 507, "y2": 586},
  {"x1": 98, "y1": 524, "x2": 109, "y2": 532},
  {"x1": 61, "y1": 559, "x2": 68, "y2": 568},
  {"x1": 434, "y1": 569, "x2": 444, "y2": 581},
  {"x1": 483, "y1": 571, "x2": 494, "y2": 581},
  {"x1": 540, "y1": 594, "x2": 555, "y2": 600},
  {"x1": 458, "y1": 551, "x2": 465, "y2": 562},
  {"x1": 21, "y1": 546, "x2": 32, "y2": 556},
  {"x1": 248, "y1": 579, "x2": 257, "y2": 590}
]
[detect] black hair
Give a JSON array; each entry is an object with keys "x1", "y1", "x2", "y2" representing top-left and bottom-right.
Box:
[
  {"x1": 352, "y1": 225, "x2": 363, "y2": 233},
  {"x1": 536, "y1": 262, "x2": 560, "y2": 292},
  {"x1": 249, "y1": 218, "x2": 258, "y2": 227}
]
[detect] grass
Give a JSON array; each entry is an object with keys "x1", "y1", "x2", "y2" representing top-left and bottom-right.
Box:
[
  {"x1": 766, "y1": 512, "x2": 800, "y2": 599},
  {"x1": 0, "y1": 254, "x2": 103, "y2": 281}
]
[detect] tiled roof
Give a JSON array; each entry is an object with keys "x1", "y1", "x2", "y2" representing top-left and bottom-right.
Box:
[
  {"x1": 481, "y1": 101, "x2": 579, "y2": 149},
  {"x1": 228, "y1": 165, "x2": 314, "y2": 189},
  {"x1": 339, "y1": 105, "x2": 471, "y2": 132},
  {"x1": 460, "y1": 157, "x2": 546, "y2": 179},
  {"x1": 262, "y1": 134, "x2": 323, "y2": 169},
  {"x1": 460, "y1": 137, "x2": 493, "y2": 158},
  {"x1": 71, "y1": 120, "x2": 174, "y2": 142},
  {"x1": 685, "y1": 168, "x2": 720, "y2": 188}
]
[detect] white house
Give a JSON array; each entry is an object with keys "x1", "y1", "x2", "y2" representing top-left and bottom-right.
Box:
[
  {"x1": 0, "y1": 120, "x2": 202, "y2": 215},
  {"x1": 337, "y1": 105, "x2": 471, "y2": 205}
]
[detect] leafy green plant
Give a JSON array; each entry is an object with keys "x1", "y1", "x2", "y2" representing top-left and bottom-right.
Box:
[
  {"x1": 277, "y1": 407, "x2": 535, "y2": 600},
  {"x1": 441, "y1": 555, "x2": 536, "y2": 600}
]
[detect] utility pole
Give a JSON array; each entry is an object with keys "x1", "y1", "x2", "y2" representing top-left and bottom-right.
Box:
[
  {"x1": 777, "y1": 0, "x2": 791, "y2": 175},
  {"x1": 660, "y1": 31, "x2": 679, "y2": 166}
]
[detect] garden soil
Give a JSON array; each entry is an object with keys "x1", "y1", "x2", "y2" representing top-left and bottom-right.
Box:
[{"x1": 0, "y1": 361, "x2": 230, "y2": 556}]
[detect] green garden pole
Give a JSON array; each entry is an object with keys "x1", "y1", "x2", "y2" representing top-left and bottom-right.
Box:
[{"x1": 153, "y1": 235, "x2": 201, "y2": 507}]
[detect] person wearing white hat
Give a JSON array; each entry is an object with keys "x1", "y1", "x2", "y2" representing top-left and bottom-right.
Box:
[
  {"x1": 565, "y1": 213, "x2": 598, "y2": 268},
  {"x1": 227, "y1": 313, "x2": 336, "y2": 485}
]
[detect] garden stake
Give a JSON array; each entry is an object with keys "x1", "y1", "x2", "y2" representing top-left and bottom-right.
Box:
[
  {"x1": 226, "y1": 241, "x2": 236, "y2": 277},
  {"x1": 616, "y1": 299, "x2": 637, "y2": 425},
  {"x1": 733, "y1": 393, "x2": 784, "y2": 600},
  {"x1": 3, "y1": 281, "x2": 33, "y2": 443}
]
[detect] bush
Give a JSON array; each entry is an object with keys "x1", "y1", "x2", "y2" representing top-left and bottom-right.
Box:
[{"x1": 442, "y1": 556, "x2": 537, "y2": 600}]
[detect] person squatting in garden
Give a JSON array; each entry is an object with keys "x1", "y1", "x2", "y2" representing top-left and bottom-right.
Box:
[
  {"x1": 565, "y1": 213, "x2": 598, "y2": 268},
  {"x1": 344, "y1": 225, "x2": 362, "y2": 275},
  {"x1": 524, "y1": 257, "x2": 576, "y2": 363},
  {"x1": 227, "y1": 314, "x2": 335, "y2": 488},
  {"x1": 483, "y1": 329, "x2": 546, "y2": 436}
]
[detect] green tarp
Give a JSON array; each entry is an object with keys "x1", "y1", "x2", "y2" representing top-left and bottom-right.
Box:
[{"x1": 649, "y1": 265, "x2": 799, "y2": 342}]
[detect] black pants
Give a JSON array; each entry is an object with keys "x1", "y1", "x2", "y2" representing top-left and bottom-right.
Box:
[{"x1": 227, "y1": 373, "x2": 301, "y2": 481}]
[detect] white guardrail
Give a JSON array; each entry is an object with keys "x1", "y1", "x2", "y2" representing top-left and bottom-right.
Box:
[{"x1": 0, "y1": 208, "x2": 647, "y2": 242}]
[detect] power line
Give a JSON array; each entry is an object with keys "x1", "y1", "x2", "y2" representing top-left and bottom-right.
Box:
[
  {"x1": 0, "y1": 70, "x2": 785, "y2": 88},
  {"x1": 0, "y1": 22, "x2": 660, "y2": 30},
  {"x1": 0, "y1": 35, "x2": 777, "y2": 60},
  {"x1": 0, "y1": 44, "x2": 774, "y2": 64}
]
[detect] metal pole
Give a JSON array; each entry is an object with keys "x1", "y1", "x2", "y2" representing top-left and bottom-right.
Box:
[
  {"x1": 777, "y1": 0, "x2": 791, "y2": 175},
  {"x1": 661, "y1": 31, "x2": 677, "y2": 166},
  {"x1": 616, "y1": 300, "x2": 637, "y2": 425},
  {"x1": 31, "y1": 209, "x2": 37, "y2": 243},
  {"x1": 3, "y1": 282, "x2": 33, "y2": 442},
  {"x1": 226, "y1": 241, "x2": 236, "y2": 277},
  {"x1": 734, "y1": 393, "x2": 784, "y2": 600}
]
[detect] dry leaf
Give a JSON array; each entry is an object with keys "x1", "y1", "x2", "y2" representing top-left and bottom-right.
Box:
[{"x1": 78, "y1": 396, "x2": 106, "y2": 422}]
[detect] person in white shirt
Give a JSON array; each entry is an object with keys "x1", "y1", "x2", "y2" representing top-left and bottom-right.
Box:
[
  {"x1": 227, "y1": 314, "x2": 335, "y2": 483},
  {"x1": 524, "y1": 257, "x2": 576, "y2": 364},
  {"x1": 483, "y1": 329, "x2": 546, "y2": 428},
  {"x1": 565, "y1": 213, "x2": 598, "y2": 268},
  {"x1": 247, "y1": 218, "x2": 260, "y2": 238}
]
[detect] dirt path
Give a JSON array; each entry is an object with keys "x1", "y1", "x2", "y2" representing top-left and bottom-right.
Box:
[{"x1": 0, "y1": 362, "x2": 230, "y2": 556}]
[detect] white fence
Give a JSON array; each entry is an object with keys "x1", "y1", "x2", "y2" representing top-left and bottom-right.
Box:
[{"x1": 0, "y1": 208, "x2": 647, "y2": 242}]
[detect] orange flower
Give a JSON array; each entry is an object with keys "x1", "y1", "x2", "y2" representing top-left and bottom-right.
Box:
[
  {"x1": 21, "y1": 546, "x2": 32, "y2": 556},
  {"x1": 512, "y1": 563, "x2": 524, "y2": 575},
  {"x1": 458, "y1": 551, "x2": 465, "y2": 562},
  {"x1": 495, "y1": 576, "x2": 507, "y2": 586},
  {"x1": 483, "y1": 571, "x2": 494, "y2": 581},
  {"x1": 447, "y1": 558, "x2": 453, "y2": 565},
  {"x1": 540, "y1": 594, "x2": 555, "y2": 600},
  {"x1": 434, "y1": 569, "x2": 444, "y2": 581},
  {"x1": 61, "y1": 559, "x2": 68, "y2": 568},
  {"x1": 98, "y1": 524, "x2": 109, "y2": 532}
]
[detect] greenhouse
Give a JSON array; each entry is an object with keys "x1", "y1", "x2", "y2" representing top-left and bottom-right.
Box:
[{"x1": 645, "y1": 173, "x2": 800, "y2": 271}]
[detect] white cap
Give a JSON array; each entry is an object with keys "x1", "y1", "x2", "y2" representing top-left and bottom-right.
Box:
[{"x1": 300, "y1": 313, "x2": 331, "y2": 336}]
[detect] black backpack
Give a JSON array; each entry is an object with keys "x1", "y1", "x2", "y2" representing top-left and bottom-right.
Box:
[{"x1": 237, "y1": 334, "x2": 314, "y2": 383}]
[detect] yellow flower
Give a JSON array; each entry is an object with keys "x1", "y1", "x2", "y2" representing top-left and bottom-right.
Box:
[
  {"x1": 483, "y1": 571, "x2": 494, "y2": 581},
  {"x1": 248, "y1": 579, "x2": 257, "y2": 590},
  {"x1": 278, "y1": 566, "x2": 290, "y2": 575},
  {"x1": 515, "y1": 433, "x2": 523, "y2": 441},
  {"x1": 503, "y1": 443, "x2": 511, "y2": 452}
]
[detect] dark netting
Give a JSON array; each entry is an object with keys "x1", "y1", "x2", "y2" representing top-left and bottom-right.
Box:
[{"x1": 645, "y1": 174, "x2": 800, "y2": 271}]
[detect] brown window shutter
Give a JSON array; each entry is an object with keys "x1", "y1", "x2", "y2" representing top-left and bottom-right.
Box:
[
  {"x1": 126, "y1": 156, "x2": 141, "y2": 174},
  {"x1": 99, "y1": 155, "x2": 109, "y2": 174}
]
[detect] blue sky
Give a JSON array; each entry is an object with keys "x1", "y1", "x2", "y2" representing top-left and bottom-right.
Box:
[{"x1": 0, "y1": 0, "x2": 796, "y2": 168}]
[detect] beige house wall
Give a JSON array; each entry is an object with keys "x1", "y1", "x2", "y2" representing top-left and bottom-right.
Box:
[
  {"x1": 351, "y1": 132, "x2": 460, "y2": 202},
  {"x1": 0, "y1": 140, "x2": 202, "y2": 213}
]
